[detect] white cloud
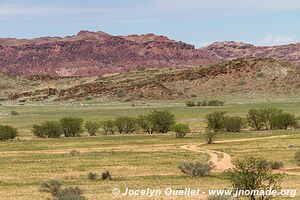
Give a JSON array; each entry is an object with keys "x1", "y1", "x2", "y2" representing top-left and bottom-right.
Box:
[{"x1": 260, "y1": 35, "x2": 297, "y2": 46}]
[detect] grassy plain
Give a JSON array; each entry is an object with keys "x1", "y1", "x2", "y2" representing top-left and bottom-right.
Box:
[{"x1": 0, "y1": 97, "x2": 300, "y2": 199}]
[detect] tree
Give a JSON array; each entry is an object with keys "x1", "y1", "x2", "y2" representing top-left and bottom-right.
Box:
[
  {"x1": 225, "y1": 156, "x2": 283, "y2": 200},
  {"x1": 148, "y1": 110, "x2": 175, "y2": 133},
  {"x1": 204, "y1": 129, "x2": 218, "y2": 144},
  {"x1": 60, "y1": 118, "x2": 83, "y2": 137},
  {"x1": 270, "y1": 113, "x2": 296, "y2": 130},
  {"x1": 223, "y1": 116, "x2": 245, "y2": 132},
  {"x1": 173, "y1": 123, "x2": 190, "y2": 138},
  {"x1": 0, "y1": 125, "x2": 18, "y2": 141},
  {"x1": 114, "y1": 117, "x2": 137, "y2": 134},
  {"x1": 136, "y1": 115, "x2": 155, "y2": 134},
  {"x1": 101, "y1": 120, "x2": 116, "y2": 135},
  {"x1": 206, "y1": 111, "x2": 226, "y2": 132},
  {"x1": 32, "y1": 121, "x2": 63, "y2": 138},
  {"x1": 178, "y1": 161, "x2": 214, "y2": 177},
  {"x1": 246, "y1": 109, "x2": 267, "y2": 131},
  {"x1": 84, "y1": 121, "x2": 99, "y2": 136}
]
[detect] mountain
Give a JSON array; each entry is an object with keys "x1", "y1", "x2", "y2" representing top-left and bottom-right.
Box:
[
  {"x1": 1, "y1": 31, "x2": 300, "y2": 77},
  {"x1": 5, "y1": 58, "x2": 300, "y2": 102}
]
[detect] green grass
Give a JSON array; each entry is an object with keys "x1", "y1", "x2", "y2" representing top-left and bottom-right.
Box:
[{"x1": 1, "y1": 97, "x2": 300, "y2": 199}]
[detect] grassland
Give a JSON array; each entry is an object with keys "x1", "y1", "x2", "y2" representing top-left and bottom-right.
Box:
[{"x1": 1, "y1": 97, "x2": 300, "y2": 199}]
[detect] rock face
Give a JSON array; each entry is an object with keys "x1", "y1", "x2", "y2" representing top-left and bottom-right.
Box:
[
  {"x1": 0, "y1": 31, "x2": 300, "y2": 77},
  {"x1": 203, "y1": 41, "x2": 300, "y2": 66},
  {"x1": 0, "y1": 31, "x2": 219, "y2": 76}
]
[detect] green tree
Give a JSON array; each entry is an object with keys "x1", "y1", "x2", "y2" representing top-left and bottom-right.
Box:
[
  {"x1": 246, "y1": 109, "x2": 267, "y2": 131},
  {"x1": 60, "y1": 118, "x2": 83, "y2": 137},
  {"x1": 173, "y1": 123, "x2": 190, "y2": 138},
  {"x1": 206, "y1": 111, "x2": 226, "y2": 132},
  {"x1": 101, "y1": 120, "x2": 116, "y2": 135},
  {"x1": 148, "y1": 110, "x2": 175, "y2": 133},
  {"x1": 114, "y1": 117, "x2": 137, "y2": 134},
  {"x1": 270, "y1": 113, "x2": 296, "y2": 130},
  {"x1": 84, "y1": 121, "x2": 99, "y2": 136},
  {"x1": 32, "y1": 121, "x2": 63, "y2": 138},
  {"x1": 225, "y1": 156, "x2": 283, "y2": 200},
  {"x1": 136, "y1": 115, "x2": 156, "y2": 134}
]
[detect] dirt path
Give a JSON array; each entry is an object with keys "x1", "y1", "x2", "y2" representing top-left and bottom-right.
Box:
[{"x1": 180, "y1": 135, "x2": 290, "y2": 172}]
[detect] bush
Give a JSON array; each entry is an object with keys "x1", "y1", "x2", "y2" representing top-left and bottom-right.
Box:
[
  {"x1": 116, "y1": 89, "x2": 124, "y2": 98},
  {"x1": 225, "y1": 156, "x2": 283, "y2": 200},
  {"x1": 40, "y1": 180, "x2": 86, "y2": 200},
  {"x1": 206, "y1": 111, "x2": 226, "y2": 132},
  {"x1": 84, "y1": 121, "x2": 99, "y2": 136},
  {"x1": 186, "y1": 101, "x2": 195, "y2": 107},
  {"x1": 148, "y1": 110, "x2": 175, "y2": 133},
  {"x1": 114, "y1": 117, "x2": 137, "y2": 134},
  {"x1": 101, "y1": 120, "x2": 116, "y2": 135},
  {"x1": 11, "y1": 110, "x2": 19, "y2": 115},
  {"x1": 0, "y1": 125, "x2": 18, "y2": 141},
  {"x1": 88, "y1": 172, "x2": 97, "y2": 180},
  {"x1": 60, "y1": 118, "x2": 83, "y2": 137},
  {"x1": 201, "y1": 101, "x2": 207, "y2": 106},
  {"x1": 173, "y1": 123, "x2": 190, "y2": 138},
  {"x1": 136, "y1": 115, "x2": 156, "y2": 134},
  {"x1": 208, "y1": 100, "x2": 224, "y2": 106},
  {"x1": 101, "y1": 170, "x2": 112, "y2": 180},
  {"x1": 223, "y1": 116, "x2": 245, "y2": 132},
  {"x1": 269, "y1": 161, "x2": 284, "y2": 170},
  {"x1": 32, "y1": 121, "x2": 63, "y2": 138},
  {"x1": 204, "y1": 129, "x2": 218, "y2": 144},
  {"x1": 294, "y1": 151, "x2": 300, "y2": 165},
  {"x1": 57, "y1": 187, "x2": 86, "y2": 200},
  {"x1": 178, "y1": 161, "x2": 213, "y2": 177},
  {"x1": 40, "y1": 180, "x2": 62, "y2": 197}
]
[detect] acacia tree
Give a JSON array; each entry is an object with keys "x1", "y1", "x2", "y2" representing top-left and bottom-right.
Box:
[{"x1": 225, "y1": 156, "x2": 283, "y2": 200}]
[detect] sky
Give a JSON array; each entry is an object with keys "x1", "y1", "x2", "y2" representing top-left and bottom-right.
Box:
[{"x1": 0, "y1": 0, "x2": 299, "y2": 47}]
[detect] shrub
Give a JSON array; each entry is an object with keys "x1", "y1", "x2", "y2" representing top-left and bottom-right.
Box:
[
  {"x1": 223, "y1": 116, "x2": 245, "y2": 132},
  {"x1": 269, "y1": 161, "x2": 284, "y2": 170},
  {"x1": 246, "y1": 108, "x2": 267, "y2": 130},
  {"x1": 294, "y1": 151, "x2": 300, "y2": 165},
  {"x1": 114, "y1": 117, "x2": 137, "y2": 134},
  {"x1": 58, "y1": 187, "x2": 86, "y2": 200},
  {"x1": 208, "y1": 100, "x2": 224, "y2": 106},
  {"x1": 101, "y1": 170, "x2": 112, "y2": 180},
  {"x1": 0, "y1": 125, "x2": 18, "y2": 141},
  {"x1": 136, "y1": 115, "x2": 156, "y2": 134},
  {"x1": 11, "y1": 110, "x2": 19, "y2": 115},
  {"x1": 101, "y1": 120, "x2": 116, "y2": 135},
  {"x1": 225, "y1": 156, "x2": 283, "y2": 200},
  {"x1": 186, "y1": 101, "x2": 195, "y2": 107},
  {"x1": 116, "y1": 89, "x2": 124, "y2": 98},
  {"x1": 148, "y1": 110, "x2": 175, "y2": 133},
  {"x1": 40, "y1": 180, "x2": 62, "y2": 197},
  {"x1": 201, "y1": 101, "x2": 207, "y2": 106},
  {"x1": 84, "y1": 121, "x2": 99, "y2": 136},
  {"x1": 88, "y1": 172, "x2": 98, "y2": 180},
  {"x1": 40, "y1": 180, "x2": 86, "y2": 200},
  {"x1": 206, "y1": 111, "x2": 226, "y2": 132},
  {"x1": 178, "y1": 161, "x2": 213, "y2": 177},
  {"x1": 60, "y1": 118, "x2": 83, "y2": 137},
  {"x1": 173, "y1": 123, "x2": 190, "y2": 138},
  {"x1": 197, "y1": 101, "x2": 202, "y2": 106},
  {"x1": 204, "y1": 129, "x2": 218, "y2": 144},
  {"x1": 32, "y1": 121, "x2": 63, "y2": 138}
]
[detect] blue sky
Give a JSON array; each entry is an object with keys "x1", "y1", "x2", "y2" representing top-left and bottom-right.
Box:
[{"x1": 0, "y1": 0, "x2": 299, "y2": 47}]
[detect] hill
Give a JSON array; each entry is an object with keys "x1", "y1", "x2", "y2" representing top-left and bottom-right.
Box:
[
  {"x1": 1, "y1": 31, "x2": 300, "y2": 77},
  {"x1": 4, "y1": 58, "x2": 300, "y2": 102}
]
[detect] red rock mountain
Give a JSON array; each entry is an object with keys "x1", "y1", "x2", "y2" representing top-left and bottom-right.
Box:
[{"x1": 0, "y1": 31, "x2": 300, "y2": 77}]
